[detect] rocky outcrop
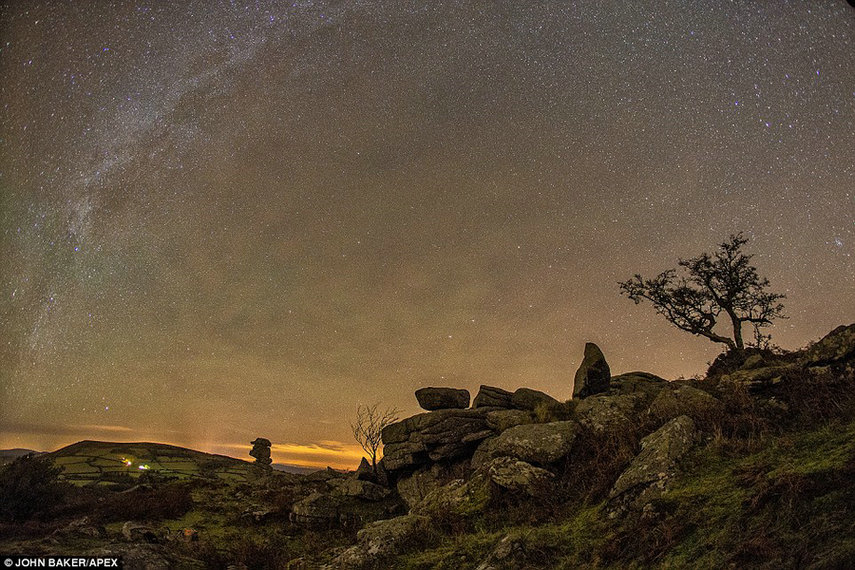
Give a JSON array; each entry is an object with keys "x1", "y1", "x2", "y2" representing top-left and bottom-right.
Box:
[
  {"x1": 291, "y1": 492, "x2": 344, "y2": 525},
  {"x1": 473, "y1": 385, "x2": 514, "y2": 408},
  {"x1": 484, "y1": 409, "x2": 533, "y2": 432},
  {"x1": 483, "y1": 457, "x2": 554, "y2": 496},
  {"x1": 717, "y1": 365, "x2": 796, "y2": 393},
  {"x1": 396, "y1": 467, "x2": 443, "y2": 509},
  {"x1": 249, "y1": 437, "x2": 272, "y2": 466},
  {"x1": 649, "y1": 384, "x2": 724, "y2": 424},
  {"x1": 121, "y1": 521, "x2": 158, "y2": 543},
  {"x1": 329, "y1": 478, "x2": 391, "y2": 501},
  {"x1": 354, "y1": 457, "x2": 374, "y2": 481},
  {"x1": 474, "y1": 421, "x2": 579, "y2": 467},
  {"x1": 608, "y1": 372, "x2": 669, "y2": 400},
  {"x1": 609, "y1": 415, "x2": 697, "y2": 514},
  {"x1": 801, "y1": 323, "x2": 855, "y2": 366},
  {"x1": 331, "y1": 513, "x2": 430, "y2": 569},
  {"x1": 415, "y1": 387, "x2": 470, "y2": 410},
  {"x1": 52, "y1": 517, "x2": 105, "y2": 539},
  {"x1": 381, "y1": 409, "x2": 493, "y2": 471},
  {"x1": 412, "y1": 475, "x2": 492, "y2": 518},
  {"x1": 476, "y1": 533, "x2": 527, "y2": 570},
  {"x1": 573, "y1": 343, "x2": 611, "y2": 398},
  {"x1": 510, "y1": 388, "x2": 562, "y2": 412},
  {"x1": 574, "y1": 393, "x2": 639, "y2": 435}
]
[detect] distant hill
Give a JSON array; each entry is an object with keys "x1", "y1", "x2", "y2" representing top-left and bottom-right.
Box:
[
  {"x1": 47, "y1": 440, "x2": 265, "y2": 485},
  {"x1": 0, "y1": 448, "x2": 43, "y2": 466},
  {"x1": 273, "y1": 462, "x2": 320, "y2": 475}
]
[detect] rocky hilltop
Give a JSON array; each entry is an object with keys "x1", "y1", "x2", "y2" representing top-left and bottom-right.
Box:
[
  {"x1": 328, "y1": 323, "x2": 855, "y2": 568},
  {"x1": 1, "y1": 324, "x2": 854, "y2": 569}
]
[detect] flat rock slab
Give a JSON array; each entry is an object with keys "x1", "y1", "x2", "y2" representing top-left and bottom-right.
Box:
[
  {"x1": 415, "y1": 387, "x2": 470, "y2": 410},
  {"x1": 473, "y1": 385, "x2": 514, "y2": 408}
]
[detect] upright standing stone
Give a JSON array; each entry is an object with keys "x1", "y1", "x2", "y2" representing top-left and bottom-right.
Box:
[
  {"x1": 249, "y1": 437, "x2": 273, "y2": 466},
  {"x1": 573, "y1": 343, "x2": 611, "y2": 399}
]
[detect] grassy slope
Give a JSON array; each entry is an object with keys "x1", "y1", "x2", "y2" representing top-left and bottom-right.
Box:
[
  {"x1": 48, "y1": 440, "x2": 257, "y2": 484},
  {"x1": 396, "y1": 416, "x2": 855, "y2": 569}
]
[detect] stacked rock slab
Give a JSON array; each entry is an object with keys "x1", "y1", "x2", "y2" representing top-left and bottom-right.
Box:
[
  {"x1": 383, "y1": 384, "x2": 568, "y2": 474},
  {"x1": 573, "y1": 342, "x2": 611, "y2": 399},
  {"x1": 472, "y1": 385, "x2": 513, "y2": 408},
  {"x1": 415, "y1": 387, "x2": 470, "y2": 410},
  {"x1": 381, "y1": 409, "x2": 493, "y2": 471}
]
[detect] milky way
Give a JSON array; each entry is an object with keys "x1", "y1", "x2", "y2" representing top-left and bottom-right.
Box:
[{"x1": 2, "y1": 1, "x2": 854, "y2": 468}]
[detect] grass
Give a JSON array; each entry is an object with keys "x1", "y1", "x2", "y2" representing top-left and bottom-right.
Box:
[{"x1": 387, "y1": 415, "x2": 855, "y2": 569}]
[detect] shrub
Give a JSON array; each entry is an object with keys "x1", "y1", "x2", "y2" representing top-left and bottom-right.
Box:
[
  {"x1": 95, "y1": 482, "x2": 194, "y2": 522},
  {"x1": 0, "y1": 454, "x2": 69, "y2": 522}
]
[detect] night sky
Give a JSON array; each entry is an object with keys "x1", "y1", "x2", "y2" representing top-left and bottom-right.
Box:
[{"x1": 2, "y1": 1, "x2": 854, "y2": 469}]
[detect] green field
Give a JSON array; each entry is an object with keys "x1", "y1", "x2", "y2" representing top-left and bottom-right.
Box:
[{"x1": 48, "y1": 440, "x2": 258, "y2": 485}]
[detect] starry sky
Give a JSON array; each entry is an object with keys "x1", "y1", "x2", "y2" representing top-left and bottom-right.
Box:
[{"x1": 1, "y1": 1, "x2": 854, "y2": 469}]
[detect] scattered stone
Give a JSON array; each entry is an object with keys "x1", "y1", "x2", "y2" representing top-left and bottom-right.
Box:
[
  {"x1": 476, "y1": 533, "x2": 527, "y2": 570},
  {"x1": 52, "y1": 517, "x2": 105, "y2": 539},
  {"x1": 121, "y1": 522, "x2": 159, "y2": 543},
  {"x1": 330, "y1": 478, "x2": 390, "y2": 501},
  {"x1": 573, "y1": 343, "x2": 611, "y2": 398},
  {"x1": 331, "y1": 513, "x2": 430, "y2": 569},
  {"x1": 472, "y1": 385, "x2": 514, "y2": 408},
  {"x1": 354, "y1": 457, "x2": 374, "y2": 481},
  {"x1": 478, "y1": 421, "x2": 579, "y2": 466},
  {"x1": 609, "y1": 415, "x2": 697, "y2": 514},
  {"x1": 249, "y1": 437, "x2": 272, "y2": 466},
  {"x1": 291, "y1": 492, "x2": 343, "y2": 525},
  {"x1": 241, "y1": 506, "x2": 274, "y2": 522},
  {"x1": 415, "y1": 387, "x2": 470, "y2": 410}
]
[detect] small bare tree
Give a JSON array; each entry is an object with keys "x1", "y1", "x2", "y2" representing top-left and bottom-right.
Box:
[{"x1": 351, "y1": 403, "x2": 399, "y2": 473}]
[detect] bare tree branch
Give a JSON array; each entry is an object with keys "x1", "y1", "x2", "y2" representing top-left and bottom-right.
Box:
[{"x1": 351, "y1": 403, "x2": 400, "y2": 473}]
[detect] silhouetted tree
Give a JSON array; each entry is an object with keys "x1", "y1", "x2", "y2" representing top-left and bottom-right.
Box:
[
  {"x1": 351, "y1": 403, "x2": 399, "y2": 474},
  {"x1": 619, "y1": 233, "x2": 785, "y2": 351}
]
